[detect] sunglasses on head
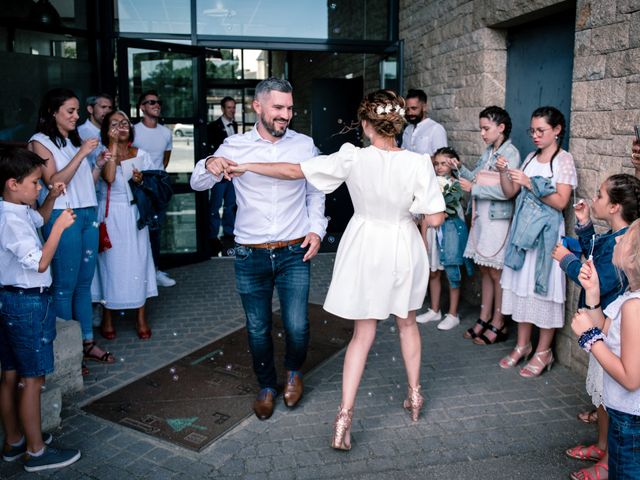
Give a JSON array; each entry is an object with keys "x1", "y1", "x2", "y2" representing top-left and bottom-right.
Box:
[{"x1": 142, "y1": 99, "x2": 162, "y2": 106}]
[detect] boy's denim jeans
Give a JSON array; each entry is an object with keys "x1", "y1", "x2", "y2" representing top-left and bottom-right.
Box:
[
  {"x1": 234, "y1": 242, "x2": 310, "y2": 390},
  {"x1": 42, "y1": 207, "x2": 98, "y2": 341}
]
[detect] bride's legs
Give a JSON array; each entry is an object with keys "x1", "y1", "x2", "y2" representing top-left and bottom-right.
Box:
[
  {"x1": 395, "y1": 311, "x2": 421, "y2": 389},
  {"x1": 340, "y1": 319, "x2": 378, "y2": 409}
]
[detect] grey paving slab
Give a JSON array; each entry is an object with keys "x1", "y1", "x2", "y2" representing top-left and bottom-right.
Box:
[{"x1": 0, "y1": 254, "x2": 596, "y2": 479}]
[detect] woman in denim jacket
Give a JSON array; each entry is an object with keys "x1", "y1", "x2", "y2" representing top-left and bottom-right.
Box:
[
  {"x1": 451, "y1": 107, "x2": 521, "y2": 344},
  {"x1": 553, "y1": 173, "x2": 640, "y2": 480},
  {"x1": 497, "y1": 106, "x2": 577, "y2": 378}
]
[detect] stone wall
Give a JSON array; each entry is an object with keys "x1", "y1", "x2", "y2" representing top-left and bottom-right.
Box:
[{"x1": 400, "y1": 0, "x2": 640, "y2": 374}]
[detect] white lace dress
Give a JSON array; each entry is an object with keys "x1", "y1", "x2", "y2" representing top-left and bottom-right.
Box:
[{"x1": 500, "y1": 151, "x2": 577, "y2": 328}]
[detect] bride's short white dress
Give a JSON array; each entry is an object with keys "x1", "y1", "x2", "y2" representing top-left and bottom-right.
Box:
[{"x1": 301, "y1": 143, "x2": 445, "y2": 320}]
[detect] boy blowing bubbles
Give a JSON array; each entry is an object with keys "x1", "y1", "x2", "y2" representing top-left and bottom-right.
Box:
[{"x1": 0, "y1": 147, "x2": 82, "y2": 472}]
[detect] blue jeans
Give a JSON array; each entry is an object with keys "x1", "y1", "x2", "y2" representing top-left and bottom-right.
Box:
[
  {"x1": 42, "y1": 207, "x2": 98, "y2": 341},
  {"x1": 209, "y1": 179, "x2": 236, "y2": 238},
  {"x1": 234, "y1": 242, "x2": 310, "y2": 389},
  {"x1": 608, "y1": 407, "x2": 640, "y2": 479},
  {"x1": 0, "y1": 289, "x2": 56, "y2": 377}
]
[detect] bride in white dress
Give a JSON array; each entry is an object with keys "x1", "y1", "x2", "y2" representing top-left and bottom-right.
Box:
[{"x1": 226, "y1": 90, "x2": 445, "y2": 450}]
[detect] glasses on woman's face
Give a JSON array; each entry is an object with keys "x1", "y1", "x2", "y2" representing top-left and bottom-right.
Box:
[
  {"x1": 526, "y1": 127, "x2": 551, "y2": 138},
  {"x1": 110, "y1": 120, "x2": 130, "y2": 128}
]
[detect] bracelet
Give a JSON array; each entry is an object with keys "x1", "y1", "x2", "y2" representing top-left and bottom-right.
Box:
[
  {"x1": 585, "y1": 302, "x2": 601, "y2": 310},
  {"x1": 578, "y1": 327, "x2": 605, "y2": 353}
]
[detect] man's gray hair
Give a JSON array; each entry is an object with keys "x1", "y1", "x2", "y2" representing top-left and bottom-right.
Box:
[
  {"x1": 255, "y1": 77, "x2": 292, "y2": 100},
  {"x1": 86, "y1": 93, "x2": 114, "y2": 107}
]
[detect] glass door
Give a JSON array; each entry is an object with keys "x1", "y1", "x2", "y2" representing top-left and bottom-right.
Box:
[{"x1": 117, "y1": 38, "x2": 210, "y2": 266}]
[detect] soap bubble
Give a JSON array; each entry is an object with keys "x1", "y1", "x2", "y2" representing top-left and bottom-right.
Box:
[
  {"x1": 389, "y1": 326, "x2": 396, "y2": 333},
  {"x1": 328, "y1": 236, "x2": 336, "y2": 244},
  {"x1": 225, "y1": 364, "x2": 233, "y2": 371},
  {"x1": 169, "y1": 367, "x2": 176, "y2": 375},
  {"x1": 172, "y1": 375, "x2": 179, "y2": 381}
]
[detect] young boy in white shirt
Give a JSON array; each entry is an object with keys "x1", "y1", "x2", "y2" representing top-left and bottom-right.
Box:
[{"x1": 0, "y1": 147, "x2": 80, "y2": 472}]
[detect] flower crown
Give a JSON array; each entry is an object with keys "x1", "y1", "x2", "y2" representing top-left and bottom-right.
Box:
[{"x1": 375, "y1": 104, "x2": 405, "y2": 116}]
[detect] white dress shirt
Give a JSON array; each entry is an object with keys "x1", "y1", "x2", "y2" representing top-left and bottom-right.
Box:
[
  {"x1": 0, "y1": 201, "x2": 52, "y2": 288},
  {"x1": 190, "y1": 126, "x2": 327, "y2": 245},
  {"x1": 222, "y1": 117, "x2": 236, "y2": 137},
  {"x1": 401, "y1": 118, "x2": 448, "y2": 156}
]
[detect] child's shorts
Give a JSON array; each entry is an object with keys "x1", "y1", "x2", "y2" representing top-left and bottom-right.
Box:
[{"x1": 0, "y1": 288, "x2": 56, "y2": 378}]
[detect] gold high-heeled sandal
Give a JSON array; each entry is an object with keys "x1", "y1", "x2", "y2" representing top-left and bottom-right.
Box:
[
  {"x1": 403, "y1": 385, "x2": 424, "y2": 422},
  {"x1": 520, "y1": 348, "x2": 554, "y2": 378},
  {"x1": 499, "y1": 343, "x2": 532, "y2": 369},
  {"x1": 331, "y1": 406, "x2": 353, "y2": 451}
]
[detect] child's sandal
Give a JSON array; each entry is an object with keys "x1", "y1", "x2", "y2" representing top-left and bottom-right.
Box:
[
  {"x1": 565, "y1": 444, "x2": 605, "y2": 462},
  {"x1": 569, "y1": 461, "x2": 608, "y2": 480}
]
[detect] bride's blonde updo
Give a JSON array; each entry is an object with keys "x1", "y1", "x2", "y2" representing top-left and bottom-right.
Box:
[{"x1": 357, "y1": 89, "x2": 406, "y2": 138}]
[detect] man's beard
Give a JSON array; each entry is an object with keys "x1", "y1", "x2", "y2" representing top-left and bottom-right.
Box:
[
  {"x1": 406, "y1": 114, "x2": 422, "y2": 126},
  {"x1": 261, "y1": 112, "x2": 289, "y2": 137}
]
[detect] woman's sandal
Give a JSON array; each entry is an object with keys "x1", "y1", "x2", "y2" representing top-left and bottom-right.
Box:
[
  {"x1": 499, "y1": 343, "x2": 532, "y2": 369},
  {"x1": 100, "y1": 325, "x2": 116, "y2": 341},
  {"x1": 463, "y1": 318, "x2": 490, "y2": 339},
  {"x1": 473, "y1": 323, "x2": 508, "y2": 345},
  {"x1": 83, "y1": 341, "x2": 115, "y2": 364},
  {"x1": 565, "y1": 444, "x2": 605, "y2": 462},
  {"x1": 577, "y1": 409, "x2": 598, "y2": 424},
  {"x1": 569, "y1": 461, "x2": 608, "y2": 480}
]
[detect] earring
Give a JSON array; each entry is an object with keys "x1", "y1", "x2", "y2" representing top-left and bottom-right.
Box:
[{"x1": 555, "y1": 135, "x2": 559, "y2": 140}]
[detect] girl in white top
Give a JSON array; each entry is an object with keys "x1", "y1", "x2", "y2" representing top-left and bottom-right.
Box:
[
  {"x1": 572, "y1": 218, "x2": 640, "y2": 479},
  {"x1": 496, "y1": 106, "x2": 577, "y2": 377},
  {"x1": 29, "y1": 88, "x2": 115, "y2": 370}
]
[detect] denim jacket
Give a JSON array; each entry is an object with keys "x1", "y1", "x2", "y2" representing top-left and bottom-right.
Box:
[
  {"x1": 436, "y1": 216, "x2": 474, "y2": 288},
  {"x1": 459, "y1": 139, "x2": 521, "y2": 220},
  {"x1": 129, "y1": 170, "x2": 173, "y2": 231},
  {"x1": 504, "y1": 176, "x2": 560, "y2": 295},
  {"x1": 559, "y1": 222, "x2": 628, "y2": 309}
]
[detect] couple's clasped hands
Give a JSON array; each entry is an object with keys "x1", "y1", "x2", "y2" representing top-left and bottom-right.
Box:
[{"x1": 205, "y1": 156, "x2": 246, "y2": 180}]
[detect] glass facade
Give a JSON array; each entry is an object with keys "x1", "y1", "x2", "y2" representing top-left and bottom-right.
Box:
[{"x1": 115, "y1": 0, "x2": 191, "y2": 34}]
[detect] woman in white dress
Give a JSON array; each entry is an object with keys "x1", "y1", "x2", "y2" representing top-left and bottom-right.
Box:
[
  {"x1": 93, "y1": 111, "x2": 157, "y2": 340},
  {"x1": 227, "y1": 90, "x2": 445, "y2": 450},
  {"x1": 496, "y1": 106, "x2": 577, "y2": 377}
]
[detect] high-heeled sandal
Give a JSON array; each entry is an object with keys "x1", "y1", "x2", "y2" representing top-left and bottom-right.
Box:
[
  {"x1": 463, "y1": 318, "x2": 490, "y2": 339},
  {"x1": 403, "y1": 385, "x2": 424, "y2": 422},
  {"x1": 499, "y1": 343, "x2": 532, "y2": 369},
  {"x1": 331, "y1": 406, "x2": 353, "y2": 451},
  {"x1": 520, "y1": 348, "x2": 554, "y2": 378},
  {"x1": 472, "y1": 323, "x2": 508, "y2": 345}
]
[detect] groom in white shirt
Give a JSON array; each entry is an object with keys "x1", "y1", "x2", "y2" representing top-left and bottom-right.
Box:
[{"x1": 190, "y1": 77, "x2": 327, "y2": 420}]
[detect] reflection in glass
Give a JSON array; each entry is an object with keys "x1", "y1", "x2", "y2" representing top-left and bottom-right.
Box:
[
  {"x1": 116, "y1": 0, "x2": 191, "y2": 34},
  {"x1": 196, "y1": 0, "x2": 388, "y2": 41},
  {"x1": 127, "y1": 48, "x2": 194, "y2": 118},
  {"x1": 243, "y1": 50, "x2": 268, "y2": 80},
  {"x1": 165, "y1": 124, "x2": 194, "y2": 174},
  {"x1": 160, "y1": 191, "x2": 197, "y2": 254},
  {"x1": 206, "y1": 49, "x2": 240, "y2": 79}
]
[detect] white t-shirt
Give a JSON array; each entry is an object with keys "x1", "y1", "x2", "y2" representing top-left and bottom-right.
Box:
[
  {"x1": 401, "y1": 118, "x2": 447, "y2": 156},
  {"x1": 77, "y1": 119, "x2": 104, "y2": 167},
  {"x1": 29, "y1": 133, "x2": 98, "y2": 210},
  {"x1": 133, "y1": 122, "x2": 172, "y2": 170},
  {"x1": 0, "y1": 201, "x2": 52, "y2": 288}
]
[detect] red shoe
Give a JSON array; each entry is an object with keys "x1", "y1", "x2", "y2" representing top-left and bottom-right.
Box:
[{"x1": 136, "y1": 326, "x2": 152, "y2": 340}]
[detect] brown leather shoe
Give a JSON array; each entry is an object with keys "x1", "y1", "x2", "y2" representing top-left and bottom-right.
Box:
[
  {"x1": 253, "y1": 388, "x2": 276, "y2": 420},
  {"x1": 283, "y1": 370, "x2": 303, "y2": 408}
]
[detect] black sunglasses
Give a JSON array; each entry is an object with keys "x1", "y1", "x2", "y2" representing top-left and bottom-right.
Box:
[{"x1": 142, "y1": 99, "x2": 162, "y2": 106}]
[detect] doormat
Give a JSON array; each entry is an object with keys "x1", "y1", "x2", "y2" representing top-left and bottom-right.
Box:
[{"x1": 82, "y1": 304, "x2": 353, "y2": 451}]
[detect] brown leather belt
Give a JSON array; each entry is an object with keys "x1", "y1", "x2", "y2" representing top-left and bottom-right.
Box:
[{"x1": 241, "y1": 237, "x2": 305, "y2": 249}]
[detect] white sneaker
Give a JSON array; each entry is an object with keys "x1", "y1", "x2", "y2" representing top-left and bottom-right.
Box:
[
  {"x1": 156, "y1": 271, "x2": 176, "y2": 287},
  {"x1": 416, "y1": 309, "x2": 442, "y2": 324},
  {"x1": 437, "y1": 313, "x2": 460, "y2": 331}
]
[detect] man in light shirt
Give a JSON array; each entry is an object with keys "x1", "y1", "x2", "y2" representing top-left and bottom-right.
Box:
[
  {"x1": 401, "y1": 89, "x2": 447, "y2": 156},
  {"x1": 206, "y1": 96, "x2": 238, "y2": 256},
  {"x1": 77, "y1": 93, "x2": 114, "y2": 167},
  {"x1": 132, "y1": 90, "x2": 175, "y2": 287},
  {"x1": 190, "y1": 78, "x2": 327, "y2": 421}
]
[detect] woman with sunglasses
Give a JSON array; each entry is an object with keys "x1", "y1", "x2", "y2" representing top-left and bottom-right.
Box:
[
  {"x1": 93, "y1": 111, "x2": 158, "y2": 340},
  {"x1": 29, "y1": 88, "x2": 115, "y2": 373}
]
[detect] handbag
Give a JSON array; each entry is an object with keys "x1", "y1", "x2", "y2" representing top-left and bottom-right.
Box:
[{"x1": 98, "y1": 183, "x2": 112, "y2": 253}]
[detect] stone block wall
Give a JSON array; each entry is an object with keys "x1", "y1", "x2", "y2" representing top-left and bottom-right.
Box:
[{"x1": 400, "y1": 0, "x2": 640, "y2": 374}]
